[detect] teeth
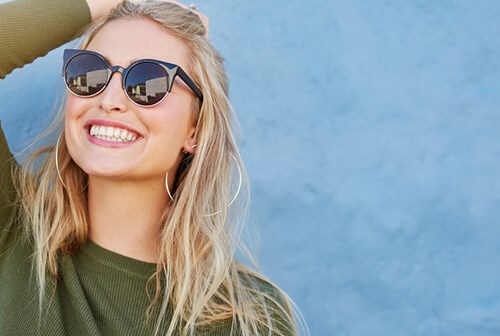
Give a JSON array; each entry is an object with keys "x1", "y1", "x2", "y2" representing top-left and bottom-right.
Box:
[{"x1": 89, "y1": 125, "x2": 139, "y2": 143}]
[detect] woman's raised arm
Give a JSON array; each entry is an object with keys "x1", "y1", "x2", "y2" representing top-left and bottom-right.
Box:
[
  {"x1": 0, "y1": 0, "x2": 209, "y2": 79},
  {"x1": 0, "y1": 0, "x2": 131, "y2": 79}
]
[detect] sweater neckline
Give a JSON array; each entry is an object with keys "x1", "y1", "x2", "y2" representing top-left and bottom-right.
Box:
[{"x1": 79, "y1": 239, "x2": 158, "y2": 278}]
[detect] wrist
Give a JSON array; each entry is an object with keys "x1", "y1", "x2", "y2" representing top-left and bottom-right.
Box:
[{"x1": 86, "y1": 0, "x2": 122, "y2": 21}]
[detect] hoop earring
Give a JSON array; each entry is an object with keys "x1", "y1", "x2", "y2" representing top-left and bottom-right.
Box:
[
  {"x1": 164, "y1": 154, "x2": 242, "y2": 217},
  {"x1": 55, "y1": 132, "x2": 88, "y2": 194},
  {"x1": 165, "y1": 171, "x2": 176, "y2": 202}
]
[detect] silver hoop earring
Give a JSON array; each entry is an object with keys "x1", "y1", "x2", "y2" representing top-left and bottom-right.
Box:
[
  {"x1": 164, "y1": 154, "x2": 243, "y2": 217},
  {"x1": 165, "y1": 171, "x2": 175, "y2": 202},
  {"x1": 56, "y1": 132, "x2": 87, "y2": 194}
]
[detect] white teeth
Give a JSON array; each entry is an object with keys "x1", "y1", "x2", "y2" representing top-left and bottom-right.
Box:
[{"x1": 88, "y1": 124, "x2": 139, "y2": 143}]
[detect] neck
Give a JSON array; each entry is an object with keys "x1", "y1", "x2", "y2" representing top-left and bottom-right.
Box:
[{"x1": 87, "y1": 176, "x2": 169, "y2": 263}]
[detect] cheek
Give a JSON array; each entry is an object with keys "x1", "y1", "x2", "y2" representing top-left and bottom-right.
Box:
[
  {"x1": 139, "y1": 109, "x2": 192, "y2": 171},
  {"x1": 144, "y1": 101, "x2": 193, "y2": 141},
  {"x1": 143, "y1": 114, "x2": 179, "y2": 158},
  {"x1": 65, "y1": 98, "x2": 80, "y2": 135},
  {"x1": 64, "y1": 95, "x2": 85, "y2": 125},
  {"x1": 63, "y1": 96, "x2": 88, "y2": 162}
]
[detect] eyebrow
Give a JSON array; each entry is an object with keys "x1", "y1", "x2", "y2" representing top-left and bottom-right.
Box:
[{"x1": 127, "y1": 57, "x2": 140, "y2": 64}]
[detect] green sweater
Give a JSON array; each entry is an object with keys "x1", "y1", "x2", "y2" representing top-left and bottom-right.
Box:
[
  {"x1": 0, "y1": 1, "x2": 292, "y2": 335},
  {"x1": 0, "y1": 142, "x2": 234, "y2": 335},
  {"x1": 0, "y1": 0, "x2": 90, "y2": 79}
]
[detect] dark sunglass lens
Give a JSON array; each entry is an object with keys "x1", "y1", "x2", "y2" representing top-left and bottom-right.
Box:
[
  {"x1": 65, "y1": 53, "x2": 108, "y2": 96},
  {"x1": 125, "y1": 62, "x2": 169, "y2": 106}
]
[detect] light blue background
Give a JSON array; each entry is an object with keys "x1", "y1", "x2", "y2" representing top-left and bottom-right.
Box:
[{"x1": 1, "y1": 1, "x2": 500, "y2": 335}]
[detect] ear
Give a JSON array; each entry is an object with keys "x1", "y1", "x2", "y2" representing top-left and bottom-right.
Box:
[{"x1": 182, "y1": 127, "x2": 197, "y2": 154}]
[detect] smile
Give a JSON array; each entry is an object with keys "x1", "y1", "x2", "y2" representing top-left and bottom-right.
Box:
[{"x1": 89, "y1": 125, "x2": 139, "y2": 143}]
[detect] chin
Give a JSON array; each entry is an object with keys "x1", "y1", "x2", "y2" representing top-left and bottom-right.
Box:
[{"x1": 74, "y1": 158, "x2": 132, "y2": 180}]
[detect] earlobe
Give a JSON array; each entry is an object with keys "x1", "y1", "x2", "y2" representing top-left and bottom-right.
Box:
[
  {"x1": 182, "y1": 137, "x2": 197, "y2": 154},
  {"x1": 182, "y1": 124, "x2": 198, "y2": 154}
]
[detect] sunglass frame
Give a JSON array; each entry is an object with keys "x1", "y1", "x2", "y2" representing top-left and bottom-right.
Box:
[{"x1": 62, "y1": 49, "x2": 203, "y2": 106}]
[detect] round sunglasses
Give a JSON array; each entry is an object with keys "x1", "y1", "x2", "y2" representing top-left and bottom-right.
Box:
[{"x1": 62, "y1": 49, "x2": 203, "y2": 107}]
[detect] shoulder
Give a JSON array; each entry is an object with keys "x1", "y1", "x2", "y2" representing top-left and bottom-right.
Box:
[
  {"x1": 240, "y1": 271, "x2": 289, "y2": 305},
  {"x1": 0, "y1": 122, "x2": 21, "y2": 252},
  {"x1": 238, "y1": 270, "x2": 297, "y2": 336}
]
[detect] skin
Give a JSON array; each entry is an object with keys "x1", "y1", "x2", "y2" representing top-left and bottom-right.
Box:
[
  {"x1": 85, "y1": 0, "x2": 124, "y2": 21},
  {"x1": 64, "y1": 18, "x2": 197, "y2": 262}
]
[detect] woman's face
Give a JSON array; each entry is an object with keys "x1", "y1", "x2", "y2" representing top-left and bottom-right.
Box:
[{"x1": 64, "y1": 18, "x2": 197, "y2": 182}]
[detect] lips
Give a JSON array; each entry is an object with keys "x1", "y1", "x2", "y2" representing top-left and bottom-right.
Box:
[
  {"x1": 84, "y1": 119, "x2": 143, "y2": 145},
  {"x1": 89, "y1": 125, "x2": 138, "y2": 142}
]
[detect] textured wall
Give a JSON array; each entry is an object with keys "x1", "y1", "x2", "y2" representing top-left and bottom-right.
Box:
[{"x1": 1, "y1": 1, "x2": 500, "y2": 335}]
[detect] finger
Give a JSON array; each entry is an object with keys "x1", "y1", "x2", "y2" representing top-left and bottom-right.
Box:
[{"x1": 184, "y1": 2, "x2": 210, "y2": 37}]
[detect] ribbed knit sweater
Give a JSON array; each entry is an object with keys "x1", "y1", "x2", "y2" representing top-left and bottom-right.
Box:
[
  {"x1": 0, "y1": 0, "x2": 90, "y2": 79},
  {"x1": 0, "y1": 128, "x2": 236, "y2": 335},
  {"x1": 0, "y1": 1, "x2": 292, "y2": 335}
]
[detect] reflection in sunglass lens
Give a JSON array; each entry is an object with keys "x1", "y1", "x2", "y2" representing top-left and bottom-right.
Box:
[
  {"x1": 65, "y1": 54, "x2": 108, "y2": 96},
  {"x1": 125, "y1": 62, "x2": 169, "y2": 106}
]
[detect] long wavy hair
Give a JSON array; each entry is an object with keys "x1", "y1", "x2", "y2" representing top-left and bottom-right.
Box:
[{"x1": 15, "y1": 1, "x2": 305, "y2": 335}]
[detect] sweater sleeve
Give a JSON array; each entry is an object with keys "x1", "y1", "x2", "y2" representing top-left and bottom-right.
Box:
[
  {"x1": 242, "y1": 272, "x2": 297, "y2": 336},
  {"x1": 0, "y1": 122, "x2": 18, "y2": 250},
  {"x1": 0, "y1": 0, "x2": 92, "y2": 79}
]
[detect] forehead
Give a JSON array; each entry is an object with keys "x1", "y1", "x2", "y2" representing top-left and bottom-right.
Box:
[{"x1": 86, "y1": 18, "x2": 191, "y2": 70}]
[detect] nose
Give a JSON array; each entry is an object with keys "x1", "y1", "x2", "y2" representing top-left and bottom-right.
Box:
[{"x1": 99, "y1": 69, "x2": 128, "y2": 113}]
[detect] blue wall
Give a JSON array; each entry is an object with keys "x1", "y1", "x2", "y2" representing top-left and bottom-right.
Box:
[{"x1": 1, "y1": 1, "x2": 500, "y2": 335}]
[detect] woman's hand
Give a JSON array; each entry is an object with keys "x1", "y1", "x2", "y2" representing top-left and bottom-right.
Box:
[
  {"x1": 180, "y1": 3, "x2": 210, "y2": 37},
  {"x1": 86, "y1": 0, "x2": 209, "y2": 36},
  {"x1": 85, "y1": 0, "x2": 123, "y2": 21}
]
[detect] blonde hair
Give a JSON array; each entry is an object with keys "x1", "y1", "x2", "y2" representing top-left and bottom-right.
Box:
[{"x1": 15, "y1": 1, "x2": 306, "y2": 335}]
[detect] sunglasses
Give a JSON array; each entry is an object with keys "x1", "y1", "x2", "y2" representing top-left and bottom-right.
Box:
[{"x1": 62, "y1": 49, "x2": 203, "y2": 107}]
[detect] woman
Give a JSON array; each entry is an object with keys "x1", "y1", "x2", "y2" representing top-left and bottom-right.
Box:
[{"x1": 0, "y1": 1, "x2": 304, "y2": 335}]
